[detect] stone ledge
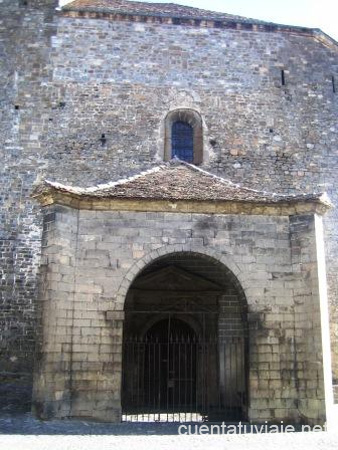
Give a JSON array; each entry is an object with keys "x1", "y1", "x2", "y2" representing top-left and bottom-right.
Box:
[
  {"x1": 59, "y1": 10, "x2": 338, "y2": 51},
  {"x1": 33, "y1": 194, "x2": 331, "y2": 217},
  {"x1": 106, "y1": 311, "x2": 125, "y2": 322}
]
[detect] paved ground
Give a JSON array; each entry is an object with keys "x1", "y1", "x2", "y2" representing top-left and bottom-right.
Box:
[
  {"x1": 1, "y1": 412, "x2": 338, "y2": 450},
  {"x1": 0, "y1": 412, "x2": 187, "y2": 435},
  {"x1": 1, "y1": 430, "x2": 338, "y2": 450}
]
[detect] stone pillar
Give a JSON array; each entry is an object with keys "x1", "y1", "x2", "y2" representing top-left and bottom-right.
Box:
[
  {"x1": 290, "y1": 214, "x2": 333, "y2": 425},
  {"x1": 33, "y1": 206, "x2": 124, "y2": 422},
  {"x1": 32, "y1": 205, "x2": 78, "y2": 419}
]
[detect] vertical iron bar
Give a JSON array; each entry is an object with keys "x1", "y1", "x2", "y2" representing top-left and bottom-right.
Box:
[
  {"x1": 141, "y1": 339, "x2": 145, "y2": 422},
  {"x1": 190, "y1": 335, "x2": 193, "y2": 422},
  {"x1": 202, "y1": 314, "x2": 205, "y2": 419},
  {"x1": 166, "y1": 314, "x2": 171, "y2": 422},
  {"x1": 148, "y1": 335, "x2": 151, "y2": 422},
  {"x1": 152, "y1": 340, "x2": 156, "y2": 422},
  {"x1": 184, "y1": 335, "x2": 188, "y2": 422},
  {"x1": 235, "y1": 337, "x2": 238, "y2": 420},
  {"x1": 172, "y1": 336, "x2": 175, "y2": 421},
  {"x1": 219, "y1": 337, "x2": 222, "y2": 420},
  {"x1": 122, "y1": 339, "x2": 126, "y2": 421},
  {"x1": 194, "y1": 337, "x2": 198, "y2": 422},
  {"x1": 131, "y1": 338, "x2": 135, "y2": 421},
  {"x1": 157, "y1": 339, "x2": 161, "y2": 421},
  {"x1": 206, "y1": 337, "x2": 209, "y2": 420},
  {"x1": 136, "y1": 338, "x2": 140, "y2": 422},
  {"x1": 178, "y1": 335, "x2": 182, "y2": 423},
  {"x1": 225, "y1": 338, "x2": 228, "y2": 418},
  {"x1": 231, "y1": 337, "x2": 234, "y2": 419}
]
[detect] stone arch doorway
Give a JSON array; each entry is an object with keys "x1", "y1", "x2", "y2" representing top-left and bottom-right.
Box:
[{"x1": 122, "y1": 251, "x2": 248, "y2": 422}]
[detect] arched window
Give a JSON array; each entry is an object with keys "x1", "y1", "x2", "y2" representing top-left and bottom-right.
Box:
[
  {"x1": 164, "y1": 109, "x2": 203, "y2": 164},
  {"x1": 171, "y1": 121, "x2": 194, "y2": 162}
]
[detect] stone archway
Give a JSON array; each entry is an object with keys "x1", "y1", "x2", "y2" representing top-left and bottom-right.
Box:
[{"x1": 121, "y1": 251, "x2": 248, "y2": 422}]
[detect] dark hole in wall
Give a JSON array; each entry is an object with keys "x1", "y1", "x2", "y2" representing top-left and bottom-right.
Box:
[
  {"x1": 281, "y1": 69, "x2": 286, "y2": 86},
  {"x1": 100, "y1": 134, "x2": 107, "y2": 146}
]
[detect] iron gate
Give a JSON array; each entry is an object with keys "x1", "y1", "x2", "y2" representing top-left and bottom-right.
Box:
[{"x1": 122, "y1": 330, "x2": 247, "y2": 422}]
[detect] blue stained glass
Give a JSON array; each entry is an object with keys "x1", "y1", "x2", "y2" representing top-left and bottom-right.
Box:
[{"x1": 172, "y1": 121, "x2": 194, "y2": 162}]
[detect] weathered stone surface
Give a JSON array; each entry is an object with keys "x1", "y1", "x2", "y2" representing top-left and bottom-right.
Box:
[
  {"x1": 32, "y1": 206, "x2": 331, "y2": 424},
  {"x1": 0, "y1": 0, "x2": 337, "y2": 416}
]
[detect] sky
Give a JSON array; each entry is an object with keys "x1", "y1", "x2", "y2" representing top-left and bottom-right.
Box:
[{"x1": 59, "y1": 0, "x2": 338, "y2": 42}]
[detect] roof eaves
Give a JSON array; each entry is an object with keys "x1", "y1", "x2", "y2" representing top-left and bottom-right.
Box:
[
  {"x1": 31, "y1": 161, "x2": 334, "y2": 214},
  {"x1": 60, "y1": 6, "x2": 254, "y2": 22},
  {"x1": 311, "y1": 28, "x2": 338, "y2": 49},
  {"x1": 60, "y1": 3, "x2": 338, "y2": 49}
]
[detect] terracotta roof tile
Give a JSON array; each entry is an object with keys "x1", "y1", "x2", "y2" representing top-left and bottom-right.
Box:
[{"x1": 32, "y1": 160, "x2": 332, "y2": 207}]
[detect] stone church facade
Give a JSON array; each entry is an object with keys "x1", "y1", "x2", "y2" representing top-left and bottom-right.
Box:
[{"x1": 0, "y1": 0, "x2": 337, "y2": 425}]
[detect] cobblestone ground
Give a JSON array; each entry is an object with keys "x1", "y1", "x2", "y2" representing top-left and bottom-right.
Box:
[{"x1": 1, "y1": 413, "x2": 338, "y2": 450}]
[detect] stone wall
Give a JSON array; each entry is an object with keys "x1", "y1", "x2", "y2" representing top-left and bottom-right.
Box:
[
  {"x1": 0, "y1": 0, "x2": 57, "y2": 409},
  {"x1": 43, "y1": 14, "x2": 338, "y2": 382},
  {"x1": 0, "y1": 0, "x2": 338, "y2": 409},
  {"x1": 32, "y1": 204, "x2": 331, "y2": 424},
  {"x1": 46, "y1": 16, "x2": 338, "y2": 190},
  {"x1": 289, "y1": 214, "x2": 333, "y2": 422}
]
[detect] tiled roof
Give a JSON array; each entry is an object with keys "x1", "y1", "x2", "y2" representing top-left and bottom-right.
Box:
[
  {"x1": 32, "y1": 160, "x2": 331, "y2": 207},
  {"x1": 62, "y1": 0, "x2": 267, "y2": 24}
]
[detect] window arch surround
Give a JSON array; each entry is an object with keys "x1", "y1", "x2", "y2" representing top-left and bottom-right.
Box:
[{"x1": 164, "y1": 109, "x2": 203, "y2": 164}]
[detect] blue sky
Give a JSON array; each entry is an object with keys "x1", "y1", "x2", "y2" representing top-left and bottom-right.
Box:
[{"x1": 59, "y1": 0, "x2": 338, "y2": 42}]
